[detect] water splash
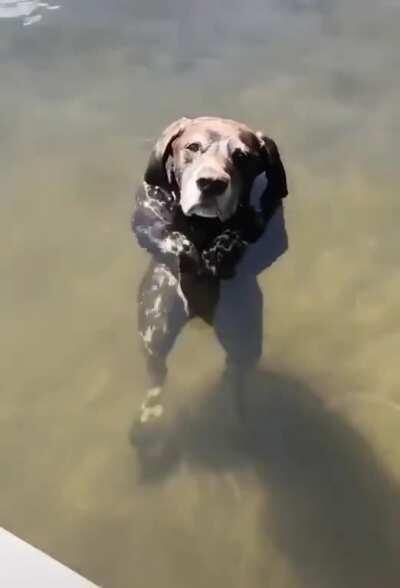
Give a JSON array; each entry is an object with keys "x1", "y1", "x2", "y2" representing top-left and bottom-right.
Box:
[{"x1": 0, "y1": 1, "x2": 60, "y2": 26}]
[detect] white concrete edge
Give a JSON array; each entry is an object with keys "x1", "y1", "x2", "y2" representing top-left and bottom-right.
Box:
[{"x1": 0, "y1": 527, "x2": 99, "y2": 587}]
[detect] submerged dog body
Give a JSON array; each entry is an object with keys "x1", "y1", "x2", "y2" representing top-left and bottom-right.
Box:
[{"x1": 132, "y1": 116, "x2": 288, "y2": 425}]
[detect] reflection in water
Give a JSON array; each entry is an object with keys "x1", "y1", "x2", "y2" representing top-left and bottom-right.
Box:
[{"x1": 1, "y1": 0, "x2": 400, "y2": 587}]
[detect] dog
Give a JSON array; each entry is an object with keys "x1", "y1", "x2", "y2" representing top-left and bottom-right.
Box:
[{"x1": 131, "y1": 116, "x2": 288, "y2": 431}]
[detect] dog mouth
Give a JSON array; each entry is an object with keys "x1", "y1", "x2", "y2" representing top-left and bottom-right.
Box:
[{"x1": 187, "y1": 200, "x2": 221, "y2": 219}]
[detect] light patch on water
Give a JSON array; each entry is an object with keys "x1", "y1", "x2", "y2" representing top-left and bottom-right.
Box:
[{"x1": 0, "y1": 1, "x2": 60, "y2": 26}]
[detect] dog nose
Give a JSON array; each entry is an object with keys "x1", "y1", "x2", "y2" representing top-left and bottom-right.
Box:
[{"x1": 196, "y1": 177, "x2": 228, "y2": 197}]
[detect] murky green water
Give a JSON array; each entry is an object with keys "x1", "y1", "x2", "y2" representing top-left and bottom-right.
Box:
[{"x1": 1, "y1": 1, "x2": 400, "y2": 587}]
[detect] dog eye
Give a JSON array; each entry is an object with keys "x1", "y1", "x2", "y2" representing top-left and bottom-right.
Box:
[
  {"x1": 185, "y1": 142, "x2": 201, "y2": 153},
  {"x1": 233, "y1": 149, "x2": 249, "y2": 165}
]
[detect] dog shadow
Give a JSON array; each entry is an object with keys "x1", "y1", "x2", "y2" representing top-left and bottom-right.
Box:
[
  {"x1": 134, "y1": 368, "x2": 400, "y2": 588},
  {"x1": 132, "y1": 199, "x2": 400, "y2": 586}
]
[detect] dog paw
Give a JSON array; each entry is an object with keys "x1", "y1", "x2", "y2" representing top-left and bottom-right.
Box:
[
  {"x1": 130, "y1": 387, "x2": 166, "y2": 448},
  {"x1": 140, "y1": 387, "x2": 164, "y2": 423}
]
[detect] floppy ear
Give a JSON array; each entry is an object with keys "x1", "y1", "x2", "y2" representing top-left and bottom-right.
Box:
[
  {"x1": 256, "y1": 132, "x2": 288, "y2": 216},
  {"x1": 144, "y1": 117, "x2": 191, "y2": 189}
]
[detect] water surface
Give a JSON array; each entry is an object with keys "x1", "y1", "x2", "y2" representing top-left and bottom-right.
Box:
[{"x1": 1, "y1": 1, "x2": 400, "y2": 587}]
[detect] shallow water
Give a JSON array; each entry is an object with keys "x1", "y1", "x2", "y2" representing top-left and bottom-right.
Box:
[{"x1": 1, "y1": 1, "x2": 400, "y2": 587}]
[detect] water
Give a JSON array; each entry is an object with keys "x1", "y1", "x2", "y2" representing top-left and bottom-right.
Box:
[{"x1": 1, "y1": 1, "x2": 400, "y2": 586}]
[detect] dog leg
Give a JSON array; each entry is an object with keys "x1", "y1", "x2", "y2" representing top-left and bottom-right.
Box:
[
  {"x1": 139, "y1": 354, "x2": 167, "y2": 425},
  {"x1": 215, "y1": 276, "x2": 263, "y2": 420},
  {"x1": 130, "y1": 351, "x2": 169, "y2": 448},
  {"x1": 132, "y1": 262, "x2": 189, "y2": 443},
  {"x1": 222, "y1": 361, "x2": 249, "y2": 420}
]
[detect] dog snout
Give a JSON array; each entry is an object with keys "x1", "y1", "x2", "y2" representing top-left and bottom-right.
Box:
[{"x1": 196, "y1": 177, "x2": 228, "y2": 197}]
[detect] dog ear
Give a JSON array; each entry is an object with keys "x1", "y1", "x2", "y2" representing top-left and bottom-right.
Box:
[
  {"x1": 256, "y1": 132, "x2": 288, "y2": 204},
  {"x1": 144, "y1": 117, "x2": 190, "y2": 189}
]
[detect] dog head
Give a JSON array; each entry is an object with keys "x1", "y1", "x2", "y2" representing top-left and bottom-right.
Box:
[{"x1": 144, "y1": 116, "x2": 287, "y2": 222}]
